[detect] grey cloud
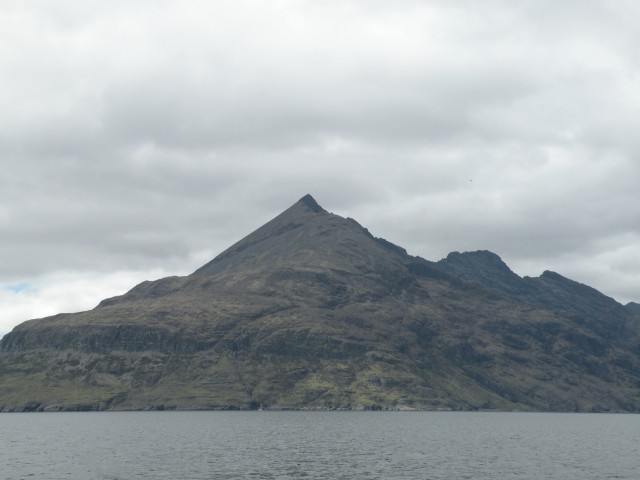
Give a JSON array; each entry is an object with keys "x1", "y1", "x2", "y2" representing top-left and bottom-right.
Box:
[
  {"x1": 96, "y1": 49, "x2": 540, "y2": 152},
  {"x1": 1, "y1": 0, "x2": 640, "y2": 331}
]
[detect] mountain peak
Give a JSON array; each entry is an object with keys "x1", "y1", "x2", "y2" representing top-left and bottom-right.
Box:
[
  {"x1": 191, "y1": 194, "x2": 400, "y2": 278},
  {"x1": 436, "y1": 250, "x2": 525, "y2": 295},
  {"x1": 297, "y1": 194, "x2": 324, "y2": 213},
  {"x1": 626, "y1": 302, "x2": 640, "y2": 315},
  {"x1": 440, "y1": 250, "x2": 516, "y2": 275}
]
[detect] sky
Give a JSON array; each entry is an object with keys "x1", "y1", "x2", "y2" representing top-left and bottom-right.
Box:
[{"x1": 2, "y1": 0, "x2": 640, "y2": 337}]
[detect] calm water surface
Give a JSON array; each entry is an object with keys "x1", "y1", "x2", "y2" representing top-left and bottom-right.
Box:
[{"x1": 1, "y1": 411, "x2": 638, "y2": 479}]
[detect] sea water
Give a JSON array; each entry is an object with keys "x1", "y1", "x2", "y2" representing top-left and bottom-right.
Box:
[{"x1": 1, "y1": 411, "x2": 638, "y2": 479}]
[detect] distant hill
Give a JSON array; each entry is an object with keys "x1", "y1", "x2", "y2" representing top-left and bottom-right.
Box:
[{"x1": 1, "y1": 195, "x2": 640, "y2": 412}]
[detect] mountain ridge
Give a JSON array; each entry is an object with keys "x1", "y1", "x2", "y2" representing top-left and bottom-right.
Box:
[{"x1": 1, "y1": 195, "x2": 639, "y2": 412}]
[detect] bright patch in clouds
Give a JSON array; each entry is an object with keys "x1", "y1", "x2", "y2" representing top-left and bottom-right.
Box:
[{"x1": 0, "y1": 270, "x2": 170, "y2": 337}]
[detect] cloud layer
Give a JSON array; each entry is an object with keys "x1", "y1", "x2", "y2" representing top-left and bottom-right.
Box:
[{"x1": 2, "y1": 0, "x2": 640, "y2": 334}]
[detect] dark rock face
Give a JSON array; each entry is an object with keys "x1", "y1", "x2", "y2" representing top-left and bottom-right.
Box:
[
  {"x1": 436, "y1": 250, "x2": 526, "y2": 296},
  {"x1": 625, "y1": 302, "x2": 640, "y2": 316},
  {"x1": 1, "y1": 195, "x2": 640, "y2": 412}
]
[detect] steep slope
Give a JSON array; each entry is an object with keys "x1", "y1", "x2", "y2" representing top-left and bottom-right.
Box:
[{"x1": 1, "y1": 195, "x2": 640, "y2": 412}]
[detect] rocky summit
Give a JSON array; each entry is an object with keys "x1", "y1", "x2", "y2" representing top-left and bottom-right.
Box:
[{"x1": 2, "y1": 195, "x2": 640, "y2": 412}]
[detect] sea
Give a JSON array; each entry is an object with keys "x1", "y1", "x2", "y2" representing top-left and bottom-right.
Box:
[{"x1": 1, "y1": 411, "x2": 638, "y2": 479}]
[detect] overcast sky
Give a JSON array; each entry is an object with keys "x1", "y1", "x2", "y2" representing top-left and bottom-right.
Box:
[{"x1": 2, "y1": 0, "x2": 640, "y2": 336}]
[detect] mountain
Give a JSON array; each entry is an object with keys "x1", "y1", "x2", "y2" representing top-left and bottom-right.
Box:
[{"x1": 1, "y1": 195, "x2": 640, "y2": 412}]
